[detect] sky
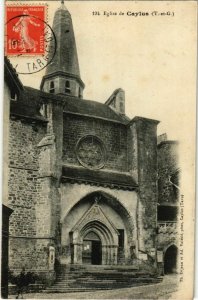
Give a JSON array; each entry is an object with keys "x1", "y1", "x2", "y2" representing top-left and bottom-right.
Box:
[{"x1": 7, "y1": 0, "x2": 197, "y2": 142}]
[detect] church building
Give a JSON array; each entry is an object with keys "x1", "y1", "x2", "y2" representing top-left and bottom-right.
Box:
[{"x1": 4, "y1": 1, "x2": 179, "y2": 287}]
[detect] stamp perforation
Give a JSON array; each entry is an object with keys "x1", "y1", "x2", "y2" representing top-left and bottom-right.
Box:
[
  {"x1": 6, "y1": 3, "x2": 49, "y2": 57},
  {"x1": 6, "y1": 2, "x2": 49, "y2": 23}
]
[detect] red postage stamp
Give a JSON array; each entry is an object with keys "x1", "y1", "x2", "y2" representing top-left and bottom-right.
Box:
[{"x1": 6, "y1": 5, "x2": 46, "y2": 55}]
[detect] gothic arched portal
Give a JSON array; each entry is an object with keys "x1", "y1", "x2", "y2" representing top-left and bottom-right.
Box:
[
  {"x1": 63, "y1": 191, "x2": 135, "y2": 265},
  {"x1": 70, "y1": 201, "x2": 119, "y2": 265}
]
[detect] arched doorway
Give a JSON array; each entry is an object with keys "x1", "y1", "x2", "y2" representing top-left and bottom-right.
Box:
[
  {"x1": 70, "y1": 201, "x2": 119, "y2": 265},
  {"x1": 164, "y1": 245, "x2": 178, "y2": 274},
  {"x1": 62, "y1": 191, "x2": 135, "y2": 265},
  {"x1": 82, "y1": 232, "x2": 102, "y2": 265}
]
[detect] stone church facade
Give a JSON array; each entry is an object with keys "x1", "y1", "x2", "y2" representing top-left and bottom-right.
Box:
[{"x1": 4, "y1": 2, "x2": 179, "y2": 283}]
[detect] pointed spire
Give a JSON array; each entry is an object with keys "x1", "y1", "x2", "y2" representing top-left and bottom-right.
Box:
[
  {"x1": 45, "y1": 5, "x2": 81, "y2": 77},
  {"x1": 40, "y1": 2, "x2": 85, "y2": 97},
  {"x1": 58, "y1": 0, "x2": 67, "y2": 11}
]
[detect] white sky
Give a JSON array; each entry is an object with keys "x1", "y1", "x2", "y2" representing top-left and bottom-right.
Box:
[{"x1": 9, "y1": 1, "x2": 197, "y2": 141}]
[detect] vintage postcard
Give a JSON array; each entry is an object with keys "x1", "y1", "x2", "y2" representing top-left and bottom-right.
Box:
[{"x1": 2, "y1": 0, "x2": 197, "y2": 299}]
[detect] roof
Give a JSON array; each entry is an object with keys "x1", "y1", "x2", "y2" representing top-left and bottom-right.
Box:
[
  {"x1": 4, "y1": 57, "x2": 24, "y2": 92},
  {"x1": 62, "y1": 165, "x2": 138, "y2": 190},
  {"x1": 11, "y1": 86, "x2": 129, "y2": 124},
  {"x1": 5, "y1": 60, "x2": 157, "y2": 126},
  {"x1": 9, "y1": 85, "x2": 161, "y2": 126},
  {"x1": 62, "y1": 95, "x2": 129, "y2": 124},
  {"x1": 130, "y1": 116, "x2": 160, "y2": 125},
  {"x1": 10, "y1": 87, "x2": 47, "y2": 122}
]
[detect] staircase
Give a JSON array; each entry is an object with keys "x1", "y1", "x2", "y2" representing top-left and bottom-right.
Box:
[{"x1": 44, "y1": 264, "x2": 162, "y2": 293}]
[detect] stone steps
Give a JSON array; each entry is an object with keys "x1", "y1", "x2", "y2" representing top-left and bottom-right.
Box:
[
  {"x1": 56, "y1": 274, "x2": 153, "y2": 281},
  {"x1": 45, "y1": 287, "x2": 113, "y2": 293},
  {"x1": 45, "y1": 280, "x2": 161, "y2": 293},
  {"x1": 51, "y1": 279, "x2": 161, "y2": 287},
  {"x1": 44, "y1": 264, "x2": 162, "y2": 293},
  {"x1": 64, "y1": 264, "x2": 139, "y2": 270}
]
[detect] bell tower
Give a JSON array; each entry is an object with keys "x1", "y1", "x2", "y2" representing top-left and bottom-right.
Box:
[{"x1": 40, "y1": 1, "x2": 85, "y2": 98}]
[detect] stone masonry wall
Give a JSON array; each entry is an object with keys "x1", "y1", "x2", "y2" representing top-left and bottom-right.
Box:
[
  {"x1": 36, "y1": 177, "x2": 61, "y2": 241},
  {"x1": 129, "y1": 118, "x2": 158, "y2": 257},
  {"x1": 63, "y1": 114, "x2": 128, "y2": 172},
  {"x1": 137, "y1": 119, "x2": 158, "y2": 252},
  {"x1": 157, "y1": 141, "x2": 179, "y2": 260},
  {"x1": 35, "y1": 101, "x2": 63, "y2": 271},
  {"x1": 158, "y1": 141, "x2": 179, "y2": 204},
  {"x1": 157, "y1": 222, "x2": 178, "y2": 251},
  {"x1": 8, "y1": 118, "x2": 48, "y2": 271}
]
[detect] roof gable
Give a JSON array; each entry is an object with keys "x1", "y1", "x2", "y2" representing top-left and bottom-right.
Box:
[{"x1": 71, "y1": 200, "x2": 119, "y2": 235}]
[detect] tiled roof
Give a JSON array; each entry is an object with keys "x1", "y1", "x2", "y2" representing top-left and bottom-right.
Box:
[{"x1": 62, "y1": 165, "x2": 138, "y2": 190}]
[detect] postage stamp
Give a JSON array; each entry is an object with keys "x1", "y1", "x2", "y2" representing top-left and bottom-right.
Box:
[
  {"x1": 5, "y1": 4, "x2": 57, "y2": 74},
  {"x1": 6, "y1": 6, "x2": 46, "y2": 56}
]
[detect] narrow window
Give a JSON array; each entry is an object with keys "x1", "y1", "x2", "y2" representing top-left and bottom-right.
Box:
[
  {"x1": 65, "y1": 80, "x2": 71, "y2": 94},
  {"x1": 78, "y1": 87, "x2": 82, "y2": 98},
  {"x1": 49, "y1": 81, "x2": 55, "y2": 94}
]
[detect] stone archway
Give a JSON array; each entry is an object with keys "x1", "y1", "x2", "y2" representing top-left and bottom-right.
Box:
[
  {"x1": 70, "y1": 201, "x2": 119, "y2": 265},
  {"x1": 164, "y1": 245, "x2": 178, "y2": 274},
  {"x1": 62, "y1": 190, "x2": 136, "y2": 265}
]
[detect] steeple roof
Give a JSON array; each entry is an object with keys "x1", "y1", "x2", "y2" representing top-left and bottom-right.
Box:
[{"x1": 45, "y1": 2, "x2": 81, "y2": 78}]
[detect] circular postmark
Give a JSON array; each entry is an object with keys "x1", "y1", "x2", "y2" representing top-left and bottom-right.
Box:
[
  {"x1": 76, "y1": 135, "x2": 106, "y2": 170},
  {"x1": 5, "y1": 12, "x2": 57, "y2": 74}
]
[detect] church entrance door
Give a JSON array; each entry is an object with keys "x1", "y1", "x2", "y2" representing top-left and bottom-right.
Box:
[
  {"x1": 92, "y1": 240, "x2": 102, "y2": 265},
  {"x1": 82, "y1": 232, "x2": 102, "y2": 265}
]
